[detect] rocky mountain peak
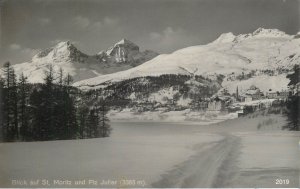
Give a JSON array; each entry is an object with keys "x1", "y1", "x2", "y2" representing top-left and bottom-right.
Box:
[
  {"x1": 32, "y1": 41, "x2": 88, "y2": 63},
  {"x1": 252, "y1": 28, "x2": 288, "y2": 37},
  {"x1": 101, "y1": 38, "x2": 158, "y2": 64},
  {"x1": 115, "y1": 38, "x2": 138, "y2": 46},
  {"x1": 106, "y1": 38, "x2": 139, "y2": 57}
]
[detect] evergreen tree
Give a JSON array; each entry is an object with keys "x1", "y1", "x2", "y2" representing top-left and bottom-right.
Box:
[
  {"x1": 285, "y1": 64, "x2": 300, "y2": 130},
  {"x1": 1, "y1": 64, "x2": 110, "y2": 141},
  {"x1": 87, "y1": 107, "x2": 99, "y2": 138},
  {"x1": 61, "y1": 73, "x2": 77, "y2": 139},
  {"x1": 0, "y1": 77, "x2": 4, "y2": 141},
  {"x1": 18, "y1": 73, "x2": 30, "y2": 141},
  {"x1": 29, "y1": 88, "x2": 41, "y2": 140},
  {"x1": 10, "y1": 69, "x2": 19, "y2": 140},
  {"x1": 53, "y1": 68, "x2": 66, "y2": 139},
  {"x1": 58, "y1": 68, "x2": 64, "y2": 87},
  {"x1": 98, "y1": 100, "x2": 111, "y2": 137},
  {"x1": 2, "y1": 62, "x2": 11, "y2": 141},
  {"x1": 2, "y1": 62, "x2": 18, "y2": 141},
  {"x1": 64, "y1": 73, "x2": 73, "y2": 86},
  {"x1": 30, "y1": 65, "x2": 56, "y2": 140},
  {"x1": 287, "y1": 64, "x2": 300, "y2": 90},
  {"x1": 77, "y1": 104, "x2": 89, "y2": 139}
]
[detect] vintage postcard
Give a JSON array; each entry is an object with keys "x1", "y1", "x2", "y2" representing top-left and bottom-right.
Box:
[{"x1": 0, "y1": 0, "x2": 299, "y2": 188}]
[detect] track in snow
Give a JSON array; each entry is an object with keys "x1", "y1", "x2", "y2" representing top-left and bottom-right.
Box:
[{"x1": 152, "y1": 134, "x2": 241, "y2": 188}]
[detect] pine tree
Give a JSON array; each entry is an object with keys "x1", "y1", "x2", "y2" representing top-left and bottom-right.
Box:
[
  {"x1": 62, "y1": 73, "x2": 77, "y2": 139},
  {"x1": 2, "y1": 62, "x2": 11, "y2": 141},
  {"x1": 93, "y1": 107, "x2": 100, "y2": 138},
  {"x1": 58, "y1": 68, "x2": 64, "y2": 87},
  {"x1": 2, "y1": 62, "x2": 18, "y2": 141},
  {"x1": 77, "y1": 104, "x2": 89, "y2": 139},
  {"x1": 285, "y1": 64, "x2": 300, "y2": 130},
  {"x1": 10, "y1": 69, "x2": 19, "y2": 140},
  {"x1": 98, "y1": 99, "x2": 111, "y2": 137},
  {"x1": 18, "y1": 73, "x2": 30, "y2": 141},
  {"x1": 53, "y1": 68, "x2": 66, "y2": 139},
  {"x1": 0, "y1": 77, "x2": 4, "y2": 141},
  {"x1": 64, "y1": 73, "x2": 73, "y2": 86},
  {"x1": 32, "y1": 65, "x2": 56, "y2": 140},
  {"x1": 29, "y1": 88, "x2": 42, "y2": 140},
  {"x1": 86, "y1": 108, "x2": 96, "y2": 138},
  {"x1": 287, "y1": 64, "x2": 300, "y2": 92}
]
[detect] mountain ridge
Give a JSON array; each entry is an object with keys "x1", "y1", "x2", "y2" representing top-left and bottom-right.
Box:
[
  {"x1": 2, "y1": 39, "x2": 159, "y2": 83},
  {"x1": 74, "y1": 28, "x2": 300, "y2": 94}
]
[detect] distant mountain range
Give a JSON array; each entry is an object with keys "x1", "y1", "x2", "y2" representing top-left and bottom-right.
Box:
[
  {"x1": 6, "y1": 39, "x2": 158, "y2": 83},
  {"x1": 2, "y1": 28, "x2": 300, "y2": 99},
  {"x1": 74, "y1": 28, "x2": 300, "y2": 94}
]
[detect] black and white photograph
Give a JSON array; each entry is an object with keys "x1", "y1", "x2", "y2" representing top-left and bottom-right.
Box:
[{"x1": 0, "y1": 0, "x2": 299, "y2": 188}]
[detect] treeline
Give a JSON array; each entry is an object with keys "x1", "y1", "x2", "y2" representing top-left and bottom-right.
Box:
[
  {"x1": 87, "y1": 74, "x2": 221, "y2": 108},
  {"x1": 0, "y1": 62, "x2": 111, "y2": 142}
]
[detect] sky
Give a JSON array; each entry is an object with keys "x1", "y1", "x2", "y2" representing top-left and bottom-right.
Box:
[{"x1": 0, "y1": 0, "x2": 299, "y2": 64}]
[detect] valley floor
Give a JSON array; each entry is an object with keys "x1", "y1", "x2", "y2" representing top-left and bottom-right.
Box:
[{"x1": 0, "y1": 113, "x2": 299, "y2": 188}]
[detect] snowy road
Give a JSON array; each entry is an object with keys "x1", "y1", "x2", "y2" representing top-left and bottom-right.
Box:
[
  {"x1": 153, "y1": 133, "x2": 241, "y2": 187},
  {"x1": 153, "y1": 131, "x2": 299, "y2": 188}
]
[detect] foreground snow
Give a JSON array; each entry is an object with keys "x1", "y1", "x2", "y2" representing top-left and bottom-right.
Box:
[{"x1": 0, "y1": 113, "x2": 299, "y2": 187}]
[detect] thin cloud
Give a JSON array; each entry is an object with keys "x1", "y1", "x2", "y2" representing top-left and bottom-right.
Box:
[
  {"x1": 73, "y1": 16, "x2": 91, "y2": 29},
  {"x1": 50, "y1": 39, "x2": 80, "y2": 46},
  {"x1": 73, "y1": 15, "x2": 119, "y2": 31},
  {"x1": 10, "y1": 44, "x2": 39, "y2": 59},
  {"x1": 149, "y1": 27, "x2": 199, "y2": 52},
  {"x1": 21, "y1": 48, "x2": 40, "y2": 57},
  {"x1": 9, "y1": 43, "x2": 21, "y2": 50},
  {"x1": 37, "y1": 18, "x2": 51, "y2": 26},
  {"x1": 103, "y1": 17, "x2": 119, "y2": 26}
]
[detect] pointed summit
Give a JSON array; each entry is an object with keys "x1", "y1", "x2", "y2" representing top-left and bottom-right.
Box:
[
  {"x1": 106, "y1": 38, "x2": 139, "y2": 59},
  {"x1": 115, "y1": 38, "x2": 137, "y2": 46},
  {"x1": 56, "y1": 40, "x2": 72, "y2": 48},
  {"x1": 214, "y1": 32, "x2": 236, "y2": 43},
  {"x1": 108, "y1": 38, "x2": 139, "y2": 53},
  {"x1": 97, "y1": 39, "x2": 158, "y2": 64},
  {"x1": 33, "y1": 40, "x2": 88, "y2": 62}
]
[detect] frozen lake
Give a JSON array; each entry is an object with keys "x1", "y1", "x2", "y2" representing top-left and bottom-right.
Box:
[{"x1": 0, "y1": 114, "x2": 299, "y2": 188}]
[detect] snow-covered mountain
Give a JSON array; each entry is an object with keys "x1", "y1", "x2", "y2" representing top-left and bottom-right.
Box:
[
  {"x1": 74, "y1": 28, "x2": 300, "y2": 94},
  {"x1": 4, "y1": 39, "x2": 158, "y2": 83},
  {"x1": 98, "y1": 39, "x2": 158, "y2": 66}
]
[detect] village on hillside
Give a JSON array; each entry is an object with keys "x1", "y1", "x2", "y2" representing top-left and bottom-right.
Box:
[
  {"x1": 127, "y1": 82, "x2": 299, "y2": 117},
  {"x1": 205, "y1": 84, "x2": 297, "y2": 117}
]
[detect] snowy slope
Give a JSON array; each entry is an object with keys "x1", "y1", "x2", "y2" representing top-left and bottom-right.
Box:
[
  {"x1": 74, "y1": 28, "x2": 300, "y2": 92},
  {"x1": 222, "y1": 74, "x2": 290, "y2": 94},
  {"x1": 1, "y1": 40, "x2": 158, "y2": 83}
]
